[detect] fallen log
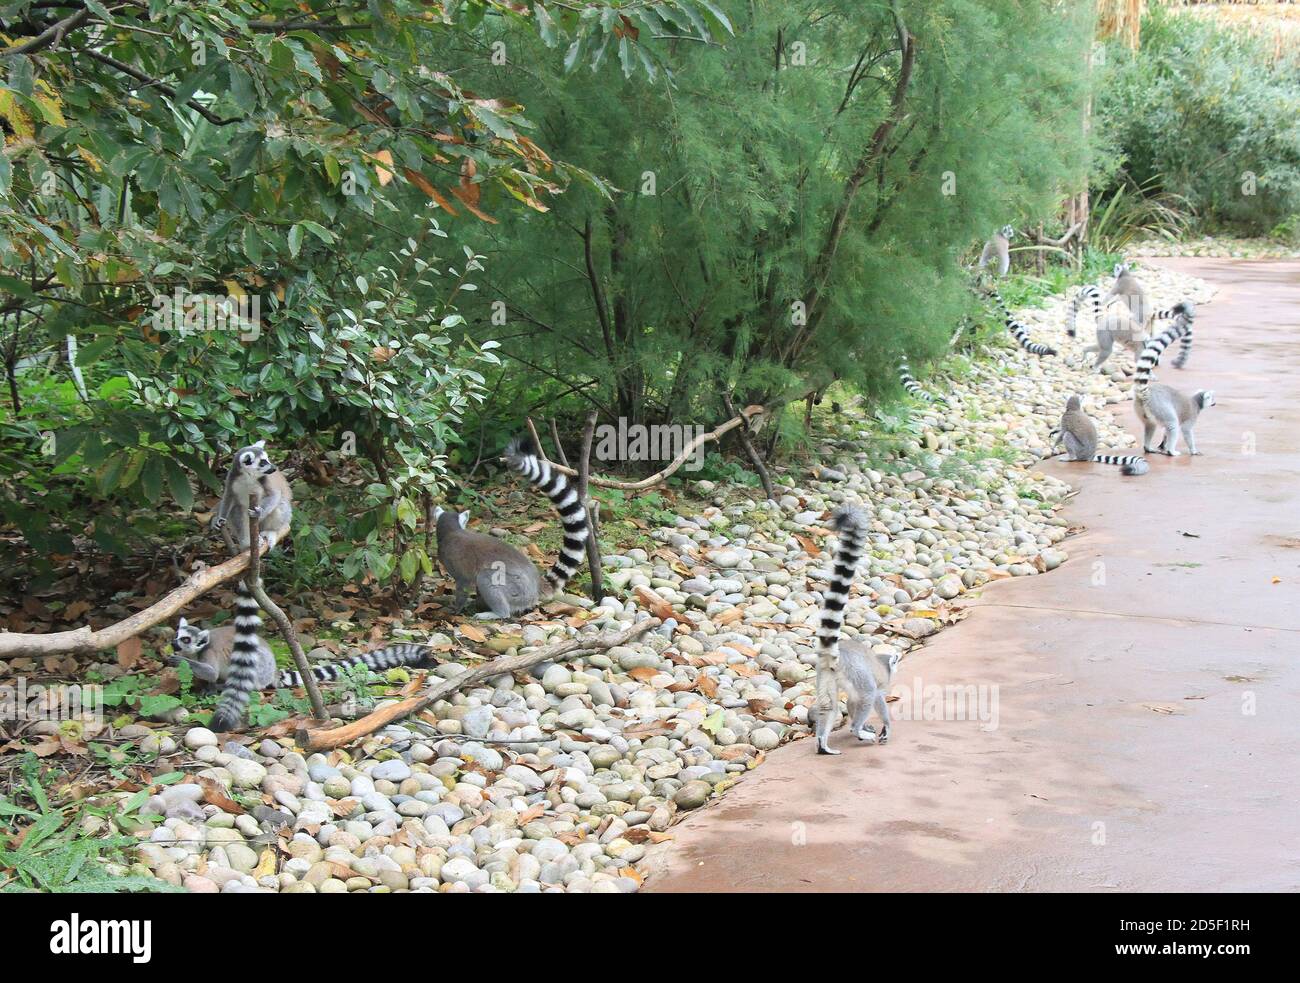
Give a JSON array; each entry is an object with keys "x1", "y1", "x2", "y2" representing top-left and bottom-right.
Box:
[
  {"x1": 0, "y1": 545, "x2": 267, "y2": 659},
  {"x1": 298, "y1": 617, "x2": 661, "y2": 751}
]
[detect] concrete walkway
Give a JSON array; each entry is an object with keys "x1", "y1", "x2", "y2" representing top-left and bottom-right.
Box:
[{"x1": 644, "y1": 258, "x2": 1300, "y2": 892}]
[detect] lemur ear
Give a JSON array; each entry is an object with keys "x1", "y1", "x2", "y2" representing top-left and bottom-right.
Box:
[
  {"x1": 253, "y1": 440, "x2": 266, "y2": 449},
  {"x1": 433, "y1": 506, "x2": 445, "y2": 521},
  {"x1": 197, "y1": 630, "x2": 210, "y2": 647},
  {"x1": 458, "y1": 511, "x2": 469, "y2": 529},
  {"x1": 177, "y1": 617, "x2": 188, "y2": 629}
]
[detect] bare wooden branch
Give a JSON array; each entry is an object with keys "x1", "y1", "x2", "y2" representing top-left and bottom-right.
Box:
[
  {"x1": 576, "y1": 410, "x2": 605, "y2": 603},
  {"x1": 0, "y1": 6, "x2": 89, "y2": 58},
  {"x1": 548, "y1": 418, "x2": 570, "y2": 468},
  {"x1": 0, "y1": 547, "x2": 265, "y2": 659},
  {"x1": 511, "y1": 404, "x2": 765, "y2": 491},
  {"x1": 298, "y1": 618, "x2": 660, "y2": 751},
  {"x1": 723, "y1": 393, "x2": 776, "y2": 502}
]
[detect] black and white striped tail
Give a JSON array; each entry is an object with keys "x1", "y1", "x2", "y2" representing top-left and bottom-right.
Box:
[
  {"x1": 1066, "y1": 285, "x2": 1102, "y2": 338},
  {"x1": 1154, "y1": 301, "x2": 1195, "y2": 369},
  {"x1": 210, "y1": 581, "x2": 262, "y2": 731},
  {"x1": 818, "y1": 507, "x2": 869, "y2": 658},
  {"x1": 988, "y1": 287, "x2": 1056, "y2": 356},
  {"x1": 1092, "y1": 453, "x2": 1149, "y2": 477},
  {"x1": 275, "y1": 643, "x2": 431, "y2": 688},
  {"x1": 1134, "y1": 318, "x2": 1190, "y2": 404},
  {"x1": 504, "y1": 435, "x2": 590, "y2": 593},
  {"x1": 898, "y1": 359, "x2": 935, "y2": 402}
]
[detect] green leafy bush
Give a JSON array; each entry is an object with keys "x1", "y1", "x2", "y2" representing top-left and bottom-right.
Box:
[{"x1": 1095, "y1": 8, "x2": 1300, "y2": 234}]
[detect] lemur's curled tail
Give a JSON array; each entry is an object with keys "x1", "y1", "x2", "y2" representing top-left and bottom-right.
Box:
[
  {"x1": 988, "y1": 287, "x2": 1057, "y2": 356},
  {"x1": 1153, "y1": 301, "x2": 1195, "y2": 369},
  {"x1": 209, "y1": 581, "x2": 262, "y2": 732},
  {"x1": 1134, "y1": 317, "x2": 1191, "y2": 406},
  {"x1": 1092, "y1": 453, "x2": 1149, "y2": 476},
  {"x1": 1066, "y1": 285, "x2": 1103, "y2": 338},
  {"x1": 275, "y1": 643, "x2": 431, "y2": 688},
  {"x1": 504, "y1": 435, "x2": 590, "y2": 595}
]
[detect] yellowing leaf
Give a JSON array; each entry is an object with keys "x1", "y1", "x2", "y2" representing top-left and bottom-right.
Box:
[{"x1": 369, "y1": 149, "x2": 394, "y2": 186}]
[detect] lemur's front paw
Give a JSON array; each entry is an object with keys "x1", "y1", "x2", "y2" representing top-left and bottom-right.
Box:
[
  {"x1": 248, "y1": 505, "x2": 263, "y2": 519},
  {"x1": 816, "y1": 744, "x2": 841, "y2": 756},
  {"x1": 211, "y1": 516, "x2": 227, "y2": 530},
  {"x1": 857, "y1": 727, "x2": 878, "y2": 744},
  {"x1": 877, "y1": 728, "x2": 891, "y2": 745}
]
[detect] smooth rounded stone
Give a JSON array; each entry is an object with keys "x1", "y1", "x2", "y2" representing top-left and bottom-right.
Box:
[
  {"x1": 371, "y1": 760, "x2": 411, "y2": 782},
  {"x1": 673, "y1": 780, "x2": 712, "y2": 810},
  {"x1": 932, "y1": 573, "x2": 962, "y2": 599},
  {"x1": 749, "y1": 727, "x2": 780, "y2": 751},
  {"x1": 1040, "y1": 548, "x2": 1067, "y2": 571},
  {"x1": 453, "y1": 706, "x2": 491, "y2": 740},
  {"x1": 587, "y1": 746, "x2": 624, "y2": 770},
  {"x1": 461, "y1": 744, "x2": 505, "y2": 771},
  {"x1": 322, "y1": 776, "x2": 352, "y2": 799},
  {"x1": 224, "y1": 843, "x2": 259, "y2": 874},
  {"x1": 441, "y1": 857, "x2": 489, "y2": 888},
  {"x1": 184, "y1": 727, "x2": 218, "y2": 750}
]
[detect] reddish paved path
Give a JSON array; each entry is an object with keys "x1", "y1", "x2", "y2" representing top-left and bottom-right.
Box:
[{"x1": 643, "y1": 258, "x2": 1300, "y2": 892}]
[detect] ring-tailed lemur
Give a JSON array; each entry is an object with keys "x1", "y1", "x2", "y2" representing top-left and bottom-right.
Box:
[
  {"x1": 171, "y1": 605, "x2": 430, "y2": 696},
  {"x1": 1081, "y1": 309, "x2": 1153, "y2": 373},
  {"x1": 1151, "y1": 301, "x2": 1195, "y2": 369},
  {"x1": 898, "y1": 359, "x2": 943, "y2": 403},
  {"x1": 987, "y1": 287, "x2": 1056, "y2": 356},
  {"x1": 434, "y1": 507, "x2": 541, "y2": 617},
  {"x1": 503, "y1": 435, "x2": 591, "y2": 595},
  {"x1": 1136, "y1": 385, "x2": 1215, "y2": 457},
  {"x1": 1103, "y1": 261, "x2": 1152, "y2": 325},
  {"x1": 977, "y1": 225, "x2": 1015, "y2": 277},
  {"x1": 812, "y1": 507, "x2": 900, "y2": 755},
  {"x1": 1049, "y1": 395, "x2": 1149, "y2": 475},
  {"x1": 211, "y1": 441, "x2": 293, "y2": 549}
]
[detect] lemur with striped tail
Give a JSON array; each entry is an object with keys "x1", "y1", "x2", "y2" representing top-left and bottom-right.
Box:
[
  {"x1": 1049, "y1": 395, "x2": 1149, "y2": 476},
  {"x1": 977, "y1": 225, "x2": 1015, "y2": 277},
  {"x1": 1131, "y1": 315, "x2": 1213, "y2": 456},
  {"x1": 432, "y1": 435, "x2": 591, "y2": 618},
  {"x1": 504, "y1": 435, "x2": 591, "y2": 596},
  {"x1": 987, "y1": 287, "x2": 1056, "y2": 356},
  {"x1": 812, "y1": 507, "x2": 900, "y2": 755},
  {"x1": 1104, "y1": 261, "x2": 1152, "y2": 325},
  {"x1": 175, "y1": 590, "x2": 430, "y2": 731}
]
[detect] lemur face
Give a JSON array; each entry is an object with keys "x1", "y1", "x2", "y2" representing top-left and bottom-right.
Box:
[
  {"x1": 1113, "y1": 262, "x2": 1131, "y2": 278},
  {"x1": 172, "y1": 617, "x2": 209, "y2": 657},
  {"x1": 1000, "y1": 225, "x2": 1015, "y2": 239},
  {"x1": 234, "y1": 440, "x2": 276, "y2": 476}
]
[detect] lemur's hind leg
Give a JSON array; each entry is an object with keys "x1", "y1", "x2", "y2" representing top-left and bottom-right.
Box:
[
  {"x1": 873, "y1": 692, "x2": 893, "y2": 744},
  {"x1": 814, "y1": 655, "x2": 841, "y2": 755}
]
